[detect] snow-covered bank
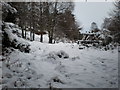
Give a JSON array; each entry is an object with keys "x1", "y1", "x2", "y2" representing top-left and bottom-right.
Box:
[{"x1": 1, "y1": 23, "x2": 118, "y2": 88}]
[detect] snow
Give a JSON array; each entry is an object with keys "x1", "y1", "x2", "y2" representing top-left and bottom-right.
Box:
[
  {"x1": 2, "y1": 23, "x2": 118, "y2": 88},
  {"x1": 3, "y1": 42, "x2": 118, "y2": 88},
  {"x1": 4, "y1": 23, "x2": 30, "y2": 45},
  {"x1": 26, "y1": 31, "x2": 49, "y2": 43},
  {"x1": 1, "y1": 2, "x2": 17, "y2": 14}
]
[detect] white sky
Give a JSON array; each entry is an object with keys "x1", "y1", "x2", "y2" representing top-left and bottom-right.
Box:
[{"x1": 73, "y1": 1, "x2": 115, "y2": 32}]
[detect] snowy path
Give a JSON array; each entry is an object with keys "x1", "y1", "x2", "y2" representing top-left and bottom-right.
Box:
[
  {"x1": 2, "y1": 41, "x2": 118, "y2": 88},
  {"x1": 28, "y1": 42, "x2": 118, "y2": 88}
]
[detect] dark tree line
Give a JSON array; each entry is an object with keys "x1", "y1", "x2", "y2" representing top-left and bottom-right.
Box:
[
  {"x1": 102, "y1": 1, "x2": 120, "y2": 44},
  {"x1": 2, "y1": 2, "x2": 82, "y2": 43}
]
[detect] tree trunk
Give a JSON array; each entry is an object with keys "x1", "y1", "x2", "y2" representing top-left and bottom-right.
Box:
[
  {"x1": 30, "y1": 31, "x2": 32, "y2": 41},
  {"x1": 39, "y1": 2, "x2": 43, "y2": 43},
  {"x1": 22, "y1": 29, "x2": 24, "y2": 38},
  {"x1": 48, "y1": 31, "x2": 52, "y2": 43},
  {"x1": 30, "y1": 22, "x2": 32, "y2": 41},
  {"x1": 49, "y1": 36, "x2": 53, "y2": 43},
  {"x1": 48, "y1": 2, "x2": 57, "y2": 44},
  {"x1": 33, "y1": 32, "x2": 35, "y2": 41},
  {"x1": 25, "y1": 26, "x2": 27, "y2": 39},
  {"x1": 40, "y1": 34, "x2": 43, "y2": 42}
]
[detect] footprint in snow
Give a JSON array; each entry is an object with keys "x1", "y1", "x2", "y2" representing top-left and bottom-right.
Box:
[
  {"x1": 102, "y1": 68, "x2": 106, "y2": 70},
  {"x1": 101, "y1": 64, "x2": 107, "y2": 67},
  {"x1": 34, "y1": 74, "x2": 44, "y2": 80},
  {"x1": 112, "y1": 68, "x2": 117, "y2": 71},
  {"x1": 109, "y1": 81, "x2": 116, "y2": 85},
  {"x1": 92, "y1": 71, "x2": 96, "y2": 73},
  {"x1": 83, "y1": 68, "x2": 87, "y2": 71},
  {"x1": 86, "y1": 83, "x2": 95, "y2": 87}
]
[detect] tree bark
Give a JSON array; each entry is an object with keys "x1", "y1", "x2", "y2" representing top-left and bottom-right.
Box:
[
  {"x1": 30, "y1": 31, "x2": 32, "y2": 41},
  {"x1": 22, "y1": 28, "x2": 24, "y2": 38},
  {"x1": 40, "y1": 34, "x2": 43, "y2": 42},
  {"x1": 33, "y1": 32, "x2": 35, "y2": 41},
  {"x1": 49, "y1": 36, "x2": 53, "y2": 43},
  {"x1": 48, "y1": 2, "x2": 57, "y2": 44}
]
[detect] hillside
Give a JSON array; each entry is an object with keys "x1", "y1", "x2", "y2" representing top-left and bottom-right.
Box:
[{"x1": 1, "y1": 23, "x2": 118, "y2": 88}]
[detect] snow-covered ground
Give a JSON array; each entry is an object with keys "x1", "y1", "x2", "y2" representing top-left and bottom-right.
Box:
[
  {"x1": 2, "y1": 42, "x2": 118, "y2": 88},
  {"x1": 1, "y1": 23, "x2": 118, "y2": 88}
]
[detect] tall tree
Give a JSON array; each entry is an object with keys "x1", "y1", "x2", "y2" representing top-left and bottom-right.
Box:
[
  {"x1": 47, "y1": 2, "x2": 75, "y2": 43},
  {"x1": 56, "y1": 9, "x2": 81, "y2": 41},
  {"x1": 103, "y1": 1, "x2": 120, "y2": 43},
  {"x1": 3, "y1": 2, "x2": 82, "y2": 43}
]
